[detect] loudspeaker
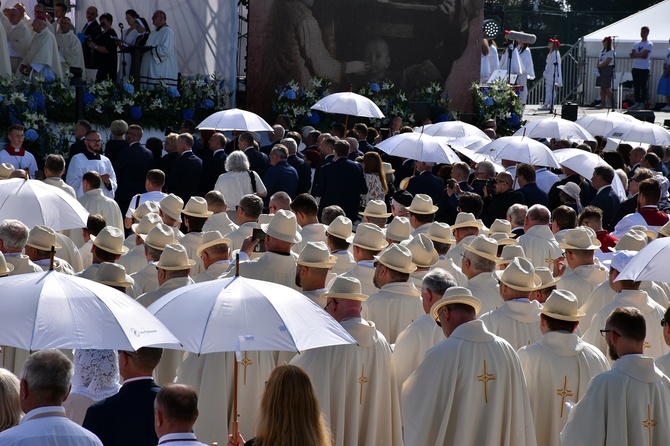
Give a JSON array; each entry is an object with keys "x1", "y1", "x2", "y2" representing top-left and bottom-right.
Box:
[
  {"x1": 561, "y1": 103, "x2": 578, "y2": 122},
  {"x1": 625, "y1": 110, "x2": 655, "y2": 123}
]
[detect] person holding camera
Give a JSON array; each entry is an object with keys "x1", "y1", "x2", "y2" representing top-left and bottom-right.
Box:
[
  {"x1": 437, "y1": 162, "x2": 473, "y2": 225},
  {"x1": 481, "y1": 171, "x2": 526, "y2": 227}
]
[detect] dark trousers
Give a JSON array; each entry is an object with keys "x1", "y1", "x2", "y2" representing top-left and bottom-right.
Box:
[{"x1": 632, "y1": 68, "x2": 650, "y2": 103}]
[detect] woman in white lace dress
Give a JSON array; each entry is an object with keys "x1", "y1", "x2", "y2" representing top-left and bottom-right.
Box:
[{"x1": 360, "y1": 151, "x2": 388, "y2": 208}]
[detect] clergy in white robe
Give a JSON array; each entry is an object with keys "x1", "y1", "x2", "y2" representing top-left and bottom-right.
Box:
[
  {"x1": 0, "y1": 23, "x2": 12, "y2": 77},
  {"x1": 55, "y1": 232, "x2": 84, "y2": 273},
  {"x1": 295, "y1": 241, "x2": 337, "y2": 308},
  {"x1": 542, "y1": 44, "x2": 562, "y2": 108},
  {"x1": 324, "y1": 216, "x2": 356, "y2": 276},
  {"x1": 461, "y1": 235, "x2": 504, "y2": 315},
  {"x1": 402, "y1": 286, "x2": 536, "y2": 446},
  {"x1": 78, "y1": 175, "x2": 124, "y2": 232},
  {"x1": 292, "y1": 223, "x2": 327, "y2": 255},
  {"x1": 561, "y1": 307, "x2": 670, "y2": 445},
  {"x1": 341, "y1": 223, "x2": 387, "y2": 296},
  {"x1": 191, "y1": 231, "x2": 231, "y2": 283},
  {"x1": 18, "y1": 15, "x2": 63, "y2": 80},
  {"x1": 66, "y1": 132, "x2": 117, "y2": 199},
  {"x1": 557, "y1": 227, "x2": 608, "y2": 306},
  {"x1": 517, "y1": 290, "x2": 610, "y2": 446},
  {"x1": 7, "y1": 15, "x2": 31, "y2": 73},
  {"x1": 517, "y1": 208, "x2": 563, "y2": 270},
  {"x1": 55, "y1": 20, "x2": 84, "y2": 74},
  {"x1": 44, "y1": 177, "x2": 76, "y2": 198},
  {"x1": 202, "y1": 211, "x2": 238, "y2": 235},
  {"x1": 139, "y1": 11, "x2": 178, "y2": 89}
]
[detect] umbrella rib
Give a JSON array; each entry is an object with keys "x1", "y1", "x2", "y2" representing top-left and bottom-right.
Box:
[{"x1": 197, "y1": 276, "x2": 239, "y2": 354}]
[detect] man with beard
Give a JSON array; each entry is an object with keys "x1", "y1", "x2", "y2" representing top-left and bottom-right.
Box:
[{"x1": 66, "y1": 130, "x2": 117, "y2": 199}]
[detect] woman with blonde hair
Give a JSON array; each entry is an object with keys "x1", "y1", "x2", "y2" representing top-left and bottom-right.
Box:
[
  {"x1": 0, "y1": 368, "x2": 21, "y2": 432},
  {"x1": 361, "y1": 151, "x2": 388, "y2": 208},
  {"x1": 228, "y1": 364, "x2": 332, "y2": 446}
]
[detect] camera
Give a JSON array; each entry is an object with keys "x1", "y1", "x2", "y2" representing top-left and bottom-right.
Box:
[
  {"x1": 446, "y1": 179, "x2": 456, "y2": 189},
  {"x1": 484, "y1": 178, "x2": 496, "y2": 196}
]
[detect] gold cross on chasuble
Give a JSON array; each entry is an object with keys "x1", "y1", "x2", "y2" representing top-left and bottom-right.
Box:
[
  {"x1": 358, "y1": 363, "x2": 368, "y2": 405},
  {"x1": 642, "y1": 404, "x2": 656, "y2": 446},
  {"x1": 240, "y1": 352, "x2": 253, "y2": 385},
  {"x1": 476, "y1": 360, "x2": 496, "y2": 403},
  {"x1": 556, "y1": 375, "x2": 574, "y2": 418}
]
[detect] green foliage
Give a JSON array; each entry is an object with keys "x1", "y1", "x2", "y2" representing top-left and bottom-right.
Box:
[
  {"x1": 272, "y1": 78, "x2": 332, "y2": 130},
  {"x1": 471, "y1": 79, "x2": 525, "y2": 136}
]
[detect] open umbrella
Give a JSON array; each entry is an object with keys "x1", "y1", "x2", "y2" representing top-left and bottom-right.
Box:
[
  {"x1": 473, "y1": 136, "x2": 561, "y2": 168},
  {"x1": 513, "y1": 116, "x2": 594, "y2": 142},
  {"x1": 416, "y1": 121, "x2": 491, "y2": 140},
  {"x1": 552, "y1": 149, "x2": 626, "y2": 201},
  {"x1": 615, "y1": 237, "x2": 670, "y2": 282},
  {"x1": 375, "y1": 132, "x2": 461, "y2": 164},
  {"x1": 196, "y1": 108, "x2": 273, "y2": 132},
  {"x1": 603, "y1": 121, "x2": 670, "y2": 146},
  {"x1": 0, "y1": 270, "x2": 181, "y2": 351},
  {"x1": 310, "y1": 92, "x2": 384, "y2": 119},
  {"x1": 0, "y1": 178, "x2": 89, "y2": 231},
  {"x1": 575, "y1": 112, "x2": 638, "y2": 137}
]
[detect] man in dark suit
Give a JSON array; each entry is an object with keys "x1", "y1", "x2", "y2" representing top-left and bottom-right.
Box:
[
  {"x1": 83, "y1": 347, "x2": 163, "y2": 446},
  {"x1": 68, "y1": 119, "x2": 92, "y2": 161},
  {"x1": 547, "y1": 166, "x2": 595, "y2": 211},
  {"x1": 354, "y1": 123, "x2": 374, "y2": 154},
  {"x1": 260, "y1": 125, "x2": 284, "y2": 155},
  {"x1": 199, "y1": 132, "x2": 227, "y2": 196},
  {"x1": 517, "y1": 163, "x2": 548, "y2": 208},
  {"x1": 346, "y1": 137, "x2": 364, "y2": 161},
  {"x1": 311, "y1": 135, "x2": 336, "y2": 195},
  {"x1": 406, "y1": 161, "x2": 444, "y2": 204},
  {"x1": 313, "y1": 139, "x2": 367, "y2": 222},
  {"x1": 113, "y1": 124, "x2": 154, "y2": 218},
  {"x1": 436, "y1": 161, "x2": 475, "y2": 224},
  {"x1": 284, "y1": 138, "x2": 311, "y2": 195},
  {"x1": 394, "y1": 158, "x2": 415, "y2": 188},
  {"x1": 480, "y1": 171, "x2": 526, "y2": 226},
  {"x1": 240, "y1": 132, "x2": 269, "y2": 179},
  {"x1": 166, "y1": 133, "x2": 202, "y2": 204},
  {"x1": 158, "y1": 133, "x2": 179, "y2": 185},
  {"x1": 589, "y1": 165, "x2": 621, "y2": 231},
  {"x1": 610, "y1": 167, "x2": 654, "y2": 230},
  {"x1": 81, "y1": 6, "x2": 101, "y2": 70},
  {"x1": 264, "y1": 145, "x2": 298, "y2": 205}
]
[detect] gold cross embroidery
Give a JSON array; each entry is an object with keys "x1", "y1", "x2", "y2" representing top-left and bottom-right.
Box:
[
  {"x1": 240, "y1": 352, "x2": 253, "y2": 386},
  {"x1": 556, "y1": 375, "x2": 574, "y2": 418},
  {"x1": 476, "y1": 360, "x2": 496, "y2": 403},
  {"x1": 545, "y1": 253, "x2": 557, "y2": 269},
  {"x1": 644, "y1": 341, "x2": 651, "y2": 350},
  {"x1": 643, "y1": 404, "x2": 656, "y2": 446},
  {"x1": 358, "y1": 364, "x2": 368, "y2": 405}
]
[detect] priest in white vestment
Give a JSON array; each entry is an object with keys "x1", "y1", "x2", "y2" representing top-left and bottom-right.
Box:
[
  {"x1": 201, "y1": 191, "x2": 238, "y2": 235},
  {"x1": 517, "y1": 205, "x2": 562, "y2": 272},
  {"x1": 325, "y1": 216, "x2": 355, "y2": 276},
  {"x1": 55, "y1": 17, "x2": 84, "y2": 74},
  {"x1": 7, "y1": 9, "x2": 31, "y2": 73},
  {"x1": 139, "y1": 10, "x2": 178, "y2": 89},
  {"x1": 76, "y1": 227, "x2": 127, "y2": 280},
  {"x1": 43, "y1": 154, "x2": 76, "y2": 198},
  {"x1": 561, "y1": 307, "x2": 670, "y2": 445},
  {"x1": 445, "y1": 212, "x2": 481, "y2": 264},
  {"x1": 0, "y1": 16, "x2": 11, "y2": 76},
  {"x1": 179, "y1": 197, "x2": 212, "y2": 275},
  {"x1": 426, "y1": 221, "x2": 468, "y2": 285},
  {"x1": 129, "y1": 224, "x2": 176, "y2": 297},
  {"x1": 66, "y1": 131, "x2": 117, "y2": 199},
  {"x1": 118, "y1": 214, "x2": 161, "y2": 276},
  {"x1": 462, "y1": 235, "x2": 503, "y2": 315},
  {"x1": 402, "y1": 286, "x2": 537, "y2": 445},
  {"x1": 557, "y1": 227, "x2": 608, "y2": 306},
  {"x1": 24, "y1": 225, "x2": 75, "y2": 274},
  {"x1": 74, "y1": 172, "x2": 124, "y2": 243},
  {"x1": 17, "y1": 14, "x2": 62, "y2": 80},
  {"x1": 517, "y1": 290, "x2": 609, "y2": 446},
  {"x1": 192, "y1": 231, "x2": 231, "y2": 283},
  {"x1": 291, "y1": 194, "x2": 328, "y2": 255},
  {"x1": 295, "y1": 241, "x2": 336, "y2": 307},
  {"x1": 291, "y1": 276, "x2": 403, "y2": 446},
  {"x1": 342, "y1": 223, "x2": 387, "y2": 296},
  {"x1": 223, "y1": 194, "x2": 262, "y2": 252}
]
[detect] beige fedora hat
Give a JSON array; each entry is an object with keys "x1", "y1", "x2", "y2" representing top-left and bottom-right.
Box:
[
  {"x1": 0, "y1": 252, "x2": 14, "y2": 276},
  {"x1": 430, "y1": 286, "x2": 483, "y2": 319},
  {"x1": 0, "y1": 163, "x2": 15, "y2": 180},
  {"x1": 499, "y1": 245, "x2": 526, "y2": 265},
  {"x1": 383, "y1": 162, "x2": 395, "y2": 175},
  {"x1": 401, "y1": 234, "x2": 438, "y2": 268},
  {"x1": 196, "y1": 231, "x2": 232, "y2": 256},
  {"x1": 407, "y1": 194, "x2": 438, "y2": 215},
  {"x1": 534, "y1": 266, "x2": 561, "y2": 289},
  {"x1": 657, "y1": 221, "x2": 670, "y2": 238},
  {"x1": 322, "y1": 275, "x2": 368, "y2": 302},
  {"x1": 489, "y1": 219, "x2": 516, "y2": 237},
  {"x1": 463, "y1": 235, "x2": 501, "y2": 263},
  {"x1": 91, "y1": 226, "x2": 129, "y2": 255},
  {"x1": 489, "y1": 232, "x2": 518, "y2": 246},
  {"x1": 559, "y1": 227, "x2": 601, "y2": 251},
  {"x1": 297, "y1": 241, "x2": 337, "y2": 268},
  {"x1": 385, "y1": 216, "x2": 411, "y2": 243},
  {"x1": 182, "y1": 196, "x2": 214, "y2": 218},
  {"x1": 159, "y1": 194, "x2": 184, "y2": 223},
  {"x1": 494, "y1": 256, "x2": 541, "y2": 291},
  {"x1": 451, "y1": 212, "x2": 483, "y2": 231},
  {"x1": 540, "y1": 289, "x2": 585, "y2": 321},
  {"x1": 360, "y1": 200, "x2": 391, "y2": 218},
  {"x1": 131, "y1": 201, "x2": 160, "y2": 221},
  {"x1": 557, "y1": 182, "x2": 581, "y2": 201},
  {"x1": 426, "y1": 222, "x2": 455, "y2": 244},
  {"x1": 352, "y1": 223, "x2": 388, "y2": 251},
  {"x1": 131, "y1": 212, "x2": 162, "y2": 236},
  {"x1": 609, "y1": 229, "x2": 647, "y2": 252},
  {"x1": 140, "y1": 223, "x2": 177, "y2": 251},
  {"x1": 629, "y1": 224, "x2": 657, "y2": 241},
  {"x1": 374, "y1": 243, "x2": 417, "y2": 274},
  {"x1": 156, "y1": 243, "x2": 196, "y2": 270},
  {"x1": 95, "y1": 262, "x2": 134, "y2": 288},
  {"x1": 26, "y1": 225, "x2": 61, "y2": 251},
  {"x1": 326, "y1": 216, "x2": 354, "y2": 243},
  {"x1": 261, "y1": 210, "x2": 302, "y2": 244}
]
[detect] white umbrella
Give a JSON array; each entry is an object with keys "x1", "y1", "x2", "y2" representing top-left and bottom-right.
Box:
[
  {"x1": 375, "y1": 132, "x2": 461, "y2": 164},
  {"x1": 0, "y1": 271, "x2": 181, "y2": 351},
  {"x1": 615, "y1": 238, "x2": 670, "y2": 282},
  {"x1": 0, "y1": 178, "x2": 89, "y2": 231},
  {"x1": 449, "y1": 146, "x2": 492, "y2": 164},
  {"x1": 196, "y1": 108, "x2": 273, "y2": 132},
  {"x1": 473, "y1": 136, "x2": 561, "y2": 168},
  {"x1": 446, "y1": 136, "x2": 492, "y2": 153},
  {"x1": 310, "y1": 92, "x2": 384, "y2": 119},
  {"x1": 603, "y1": 121, "x2": 670, "y2": 146},
  {"x1": 513, "y1": 117, "x2": 594, "y2": 142},
  {"x1": 416, "y1": 122, "x2": 491, "y2": 140},
  {"x1": 575, "y1": 112, "x2": 638, "y2": 137},
  {"x1": 552, "y1": 149, "x2": 626, "y2": 201}
]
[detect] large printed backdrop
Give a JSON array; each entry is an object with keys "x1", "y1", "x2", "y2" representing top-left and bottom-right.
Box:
[{"x1": 247, "y1": 0, "x2": 483, "y2": 118}]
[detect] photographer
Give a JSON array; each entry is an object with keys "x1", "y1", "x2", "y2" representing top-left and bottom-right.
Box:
[
  {"x1": 471, "y1": 160, "x2": 496, "y2": 198},
  {"x1": 436, "y1": 162, "x2": 473, "y2": 224},
  {"x1": 481, "y1": 171, "x2": 526, "y2": 226}
]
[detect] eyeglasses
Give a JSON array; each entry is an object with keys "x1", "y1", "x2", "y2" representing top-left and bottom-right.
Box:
[
  {"x1": 599, "y1": 329, "x2": 620, "y2": 337},
  {"x1": 662, "y1": 318, "x2": 666, "y2": 327},
  {"x1": 324, "y1": 299, "x2": 335, "y2": 311},
  {"x1": 434, "y1": 306, "x2": 447, "y2": 327},
  {"x1": 86, "y1": 139, "x2": 102, "y2": 143}
]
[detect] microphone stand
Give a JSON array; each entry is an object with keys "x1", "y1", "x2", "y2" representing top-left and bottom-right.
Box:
[
  {"x1": 507, "y1": 42, "x2": 513, "y2": 84},
  {"x1": 119, "y1": 22, "x2": 127, "y2": 80},
  {"x1": 611, "y1": 37, "x2": 617, "y2": 111}
]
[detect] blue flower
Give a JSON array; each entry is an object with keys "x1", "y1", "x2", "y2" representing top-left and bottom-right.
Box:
[
  {"x1": 83, "y1": 92, "x2": 95, "y2": 105},
  {"x1": 24, "y1": 129, "x2": 38, "y2": 141},
  {"x1": 370, "y1": 83, "x2": 380, "y2": 93},
  {"x1": 182, "y1": 109, "x2": 195, "y2": 120},
  {"x1": 508, "y1": 113, "x2": 520, "y2": 127},
  {"x1": 130, "y1": 106, "x2": 142, "y2": 120},
  {"x1": 168, "y1": 87, "x2": 180, "y2": 98},
  {"x1": 271, "y1": 105, "x2": 279, "y2": 113},
  {"x1": 44, "y1": 73, "x2": 55, "y2": 82},
  {"x1": 436, "y1": 113, "x2": 450, "y2": 122},
  {"x1": 285, "y1": 89, "x2": 297, "y2": 100},
  {"x1": 31, "y1": 92, "x2": 45, "y2": 109},
  {"x1": 482, "y1": 88, "x2": 489, "y2": 95},
  {"x1": 484, "y1": 96, "x2": 494, "y2": 107},
  {"x1": 203, "y1": 99, "x2": 215, "y2": 110},
  {"x1": 307, "y1": 112, "x2": 320, "y2": 125},
  {"x1": 123, "y1": 83, "x2": 135, "y2": 94},
  {"x1": 0, "y1": 96, "x2": 3, "y2": 103}
]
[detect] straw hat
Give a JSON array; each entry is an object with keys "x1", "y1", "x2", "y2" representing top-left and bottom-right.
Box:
[
  {"x1": 541, "y1": 289, "x2": 585, "y2": 321},
  {"x1": 559, "y1": 227, "x2": 601, "y2": 250},
  {"x1": 385, "y1": 216, "x2": 411, "y2": 242},
  {"x1": 0, "y1": 252, "x2": 14, "y2": 276},
  {"x1": 430, "y1": 286, "x2": 482, "y2": 319},
  {"x1": 657, "y1": 221, "x2": 670, "y2": 238},
  {"x1": 534, "y1": 266, "x2": 560, "y2": 289},
  {"x1": 407, "y1": 194, "x2": 438, "y2": 214},
  {"x1": 196, "y1": 231, "x2": 232, "y2": 256},
  {"x1": 0, "y1": 163, "x2": 15, "y2": 180},
  {"x1": 383, "y1": 162, "x2": 395, "y2": 175},
  {"x1": 401, "y1": 234, "x2": 438, "y2": 268},
  {"x1": 182, "y1": 196, "x2": 214, "y2": 218},
  {"x1": 26, "y1": 225, "x2": 61, "y2": 251},
  {"x1": 297, "y1": 241, "x2": 337, "y2": 268},
  {"x1": 155, "y1": 243, "x2": 196, "y2": 270},
  {"x1": 489, "y1": 219, "x2": 516, "y2": 237},
  {"x1": 629, "y1": 224, "x2": 657, "y2": 241},
  {"x1": 261, "y1": 210, "x2": 302, "y2": 244},
  {"x1": 426, "y1": 222, "x2": 455, "y2": 244},
  {"x1": 95, "y1": 262, "x2": 134, "y2": 288},
  {"x1": 322, "y1": 276, "x2": 368, "y2": 301},
  {"x1": 326, "y1": 216, "x2": 354, "y2": 243},
  {"x1": 610, "y1": 250, "x2": 637, "y2": 272},
  {"x1": 131, "y1": 212, "x2": 162, "y2": 236},
  {"x1": 258, "y1": 214, "x2": 273, "y2": 225},
  {"x1": 91, "y1": 226, "x2": 129, "y2": 255},
  {"x1": 451, "y1": 212, "x2": 483, "y2": 231},
  {"x1": 489, "y1": 232, "x2": 518, "y2": 246},
  {"x1": 494, "y1": 257, "x2": 541, "y2": 291},
  {"x1": 374, "y1": 243, "x2": 417, "y2": 274},
  {"x1": 609, "y1": 229, "x2": 647, "y2": 252},
  {"x1": 140, "y1": 223, "x2": 177, "y2": 251},
  {"x1": 352, "y1": 223, "x2": 388, "y2": 251},
  {"x1": 557, "y1": 182, "x2": 581, "y2": 201},
  {"x1": 499, "y1": 245, "x2": 526, "y2": 264},
  {"x1": 132, "y1": 201, "x2": 160, "y2": 221},
  {"x1": 463, "y1": 235, "x2": 501, "y2": 263},
  {"x1": 159, "y1": 194, "x2": 184, "y2": 223},
  {"x1": 360, "y1": 200, "x2": 391, "y2": 218}
]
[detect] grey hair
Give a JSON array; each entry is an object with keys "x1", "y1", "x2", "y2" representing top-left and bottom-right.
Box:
[
  {"x1": 271, "y1": 145, "x2": 289, "y2": 160},
  {"x1": 422, "y1": 268, "x2": 457, "y2": 296},
  {"x1": 507, "y1": 204, "x2": 528, "y2": 227},
  {"x1": 464, "y1": 250, "x2": 497, "y2": 273},
  {"x1": 144, "y1": 244, "x2": 164, "y2": 261},
  {"x1": 477, "y1": 160, "x2": 496, "y2": 176},
  {"x1": 225, "y1": 151, "x2": 250, "y2": 172},
  {"x1": 21, "y1": 350, "x2": 73, "y2": 403},
  {"x1": 280, "y1": 138, "x2": 297, "y2": 154},
  {"x1": 527, "y1": 204, "x2": 551, "y2": 223},
  {"x1": 0, "y1": 219, "x2": 30, "y2": 250},
  {"x1": 269, "y1": 191, "x2": 291, "y2": 209},
  {"x1": 345, "y1": 137, "x2": 359, "y2": 151}
]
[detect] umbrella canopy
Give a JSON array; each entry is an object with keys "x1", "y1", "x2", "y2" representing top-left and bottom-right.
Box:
[
  {"x1": 417, "y1": 122, "x2": 491, "y2": 140},
  {"x1": 552, "y1": 149, "x2": 626, "y2": 201},
  {"x1": 375, "y1": 132, "x2": 461, "y2": 164},
  {"x1": 148, "y1": 276, "x2": 356, "y2": 355},
  {"x1": 473, "y1": 136, "x2": 561, "y2": 168},
  {"x1": 603, "y1": 121, "x2": 670, "y2": 146},
  {"x1": 575, "y1": 112, "x2": 638, "y2": 137},
  {"x1": 615, "y1": 238, "x2": 670, "y2": 282},
  {"x1": 310, "y1": 92, "x2": 385, "y2": 118},
  {"x1": 0, "y1": 271, "x2": 181, "y2": 351},
  {"x1": 196, "y1": 108, "x2": 273, "y2": 132},
  {"x1": 513, "y1": 117, "x2": 594, "y2": 142},
  {"x1": 0, "y1": 178, "x2": 89, "y2": 231}
]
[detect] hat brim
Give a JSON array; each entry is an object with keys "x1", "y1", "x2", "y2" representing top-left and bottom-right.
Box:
[
  {"x1": 196, "y1": 238, "x2": 232, "y2": 256},
  {"x1": 326, "y1": 229, "x2": 354, "y2": 243},
  {"x1": 426, "y1": 234, "x2": 455, "y2": 244},
  {"x1": 451, "y1": 221, "x2": 483, "y2": 231},
  {"x1": 494, "y1": 270, "x2": 543, "y2": 291},
  {"x1": 90, "y1": 236, "x2": 129, "y2": 255},
  {"x1": 159, "y1": 206, "x2": 182, "y2": 223},
  {"x1": 413, "y1": 250, "x2": 439, "y2": 268},
  {"x1": 156, "y1": 259, "x2": 197, "y2": 271},
  {"x1": 360, "y1": 211, "x2": 392, "y2": 218},
  {"x1": 430, "y1": 295, "x2": 482, "y2": 318},
  {"x1": 541, "y1": 308, "x2": 585, "y2": 321},
  {"x1": 535, "y1": 278, "x2": 561, "y2": 289},
  {"x1": 0, "y1": 263, "x2": 14, "y2": 274},
  {"x1": 374, "y1": 255, "x2": 418, "y2": 274},
  {"x1": 182, "y1": 209, "x2": 215, "y2": 218},
  {"x1": 297, "y1": 257, "x2": 338, "y2": 268},
  {"x1": 559, "y1": 241, "x2": 601, "y2": 250},
  {"x1": 99, "y1": 279, "x2": 134, "y2": 287},
  {"x1": 556, "y1": 185, "x2": 580, "y2": 200},
  {"x1": 322, "y1": 291, "x2": 368, "y2": 302},
  {"x1": 261, "y1": 223, "x2": 302, "y2": 244},
  {"x1": 353, "y1": 239, "x2": 389, "y2": 251},
  {"x1": 463, "y1": 244, "x2": 502, "y2": 263},
  {"x1": 642, "y1": 230, "x2": 658, "y2": 240},
  {"x1": 139, "y1": 233, "x2": 173, "y2": 251},
  {"x1": 407, "y1": 205, "x2": 439, "y2": 215},
  {"x1": 26, "y1": 241, "x2": 61, "y2": 251}
]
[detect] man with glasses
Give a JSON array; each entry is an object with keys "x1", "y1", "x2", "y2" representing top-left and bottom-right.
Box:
[
  {"x1": 66, "y1": 130, "x2": 117, "y2": 199},
  {"x1": 481, "y1": 171, "x2": 526, "y2": 226},
  {"x1": 561, "y1": 307, "x2": 670, "y2": 444},
  {"x1": 402, "y1": 286, "x2": 536, "y2": 445}
]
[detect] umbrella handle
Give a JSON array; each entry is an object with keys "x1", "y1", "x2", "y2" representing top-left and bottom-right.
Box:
[
  {"x1": 232, "y1": 359, "x2": 239, "y2": 440},
  {"x1": 49, "y1": 245, "x2": 56, "y2": 271}
]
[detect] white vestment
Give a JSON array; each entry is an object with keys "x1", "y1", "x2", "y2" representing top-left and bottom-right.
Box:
[
  {"x1": 466, "y1": 271, "x2": 502, "y2": 315},
  {"x1": 499, "y1": 43, "x2": 523, "y2": 75},
  {"x1": 291, "y1": 317, "x2": 403, "y2": 446},
  {"x1": 560, "y1": 355, "x2": 670, "y2": 446},
  {"x1": 656, "y1": 353, "x2": 670, "y2": 377},
  {"x1": 129, "y1": 261, "x2": 159, "y2": 297},
  {"x1": 4, "y1": 252, "x2": 41, "y2": 275},
  {"x1": 55, "y1": 233, "x2": 83, "y2": 273},
  {"x1": 479, "y1": 300, "x2": 543, "y2": 350},
  {"x1": 56, "y1": 29, "x2": 84, "y2": 72},
  {"x1": 117, "y1": 244, "x2": 147, "y2": 276},
  {"x1": 224, "y1": 221, "x2": 258, "y2": 253},
  {"x1": 402, "y1": 319, "x2": 537, "y2": 446},
  {"x1": 517, "y1": 225, "x2": 562, "y2": 270},
  {"x1": 517, "y1": 47, "x2": 535, "y2": 104},
  {"x1": 342, "y1": 261, "x2": 378, "y2": 296},
  {"x1": 180, "y1": 232, "x2": 205, "y2": 275},
  {"x1": 7, "y1": 22, "x2": 31, "y2": 59},
  {"x1": 432, "y1": 255, "x2": 468, "y2": 286},
  {"x1": 44, "y1": 177, "x2": 76, "y2": 198},
  {"x1": 78, "y1": 240, "x2": 93, "y2": 270},
  {"x1": 192, "y1": 261, "x2": 230, "y2": 283},
  {"x1": 202, "y1": 212, "x2": 238, "y2": 234},
  {"x1": 517, "y1": 331, "x2": 610, "y2": 446},
  {"x1": 78, "y1": 188, "x2": 124, "y2": 231},
  {"x1": 292, "y1": 223, "x2": 327, "y2": 255},
  {"x1": 228, "y1": 251, "x2": 299, "y2": 291},
  {"x1": 139, "y1": 24, "x2": 178, "y2": 88},
  {"x1": 302, "y1": 288, "x2": 327, "y2": 308},
  {"x1": 557, "y1": 263, "x2": 608, "y2": 307},
  {"x1": 362, "y1": 281, "x2": 423, "y2": 344},
  {"x1": 330, "y1": 249, "x2": 355, "y2": 276},
  {"x1": 19, "y1": 27, "x2": 63, "y2": 79},
  {"x1": 445, "y1": 234, "x2": 477, "y2": 265},
  {"x1": 0, "y1": 147, "x2": 38, "y2": 177},
  {"x1": 410, "y1": 222, "x2": 432, "y2": 238},
  {"x1": 33, "y1": 257, "x2": 75, "y2": 275},
  {"x1": 66, "y1": 153, "x2": 117, "y2": 199},
  {"x1": 393, "y1": 313, "x2": 443, "y2": 391}
]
